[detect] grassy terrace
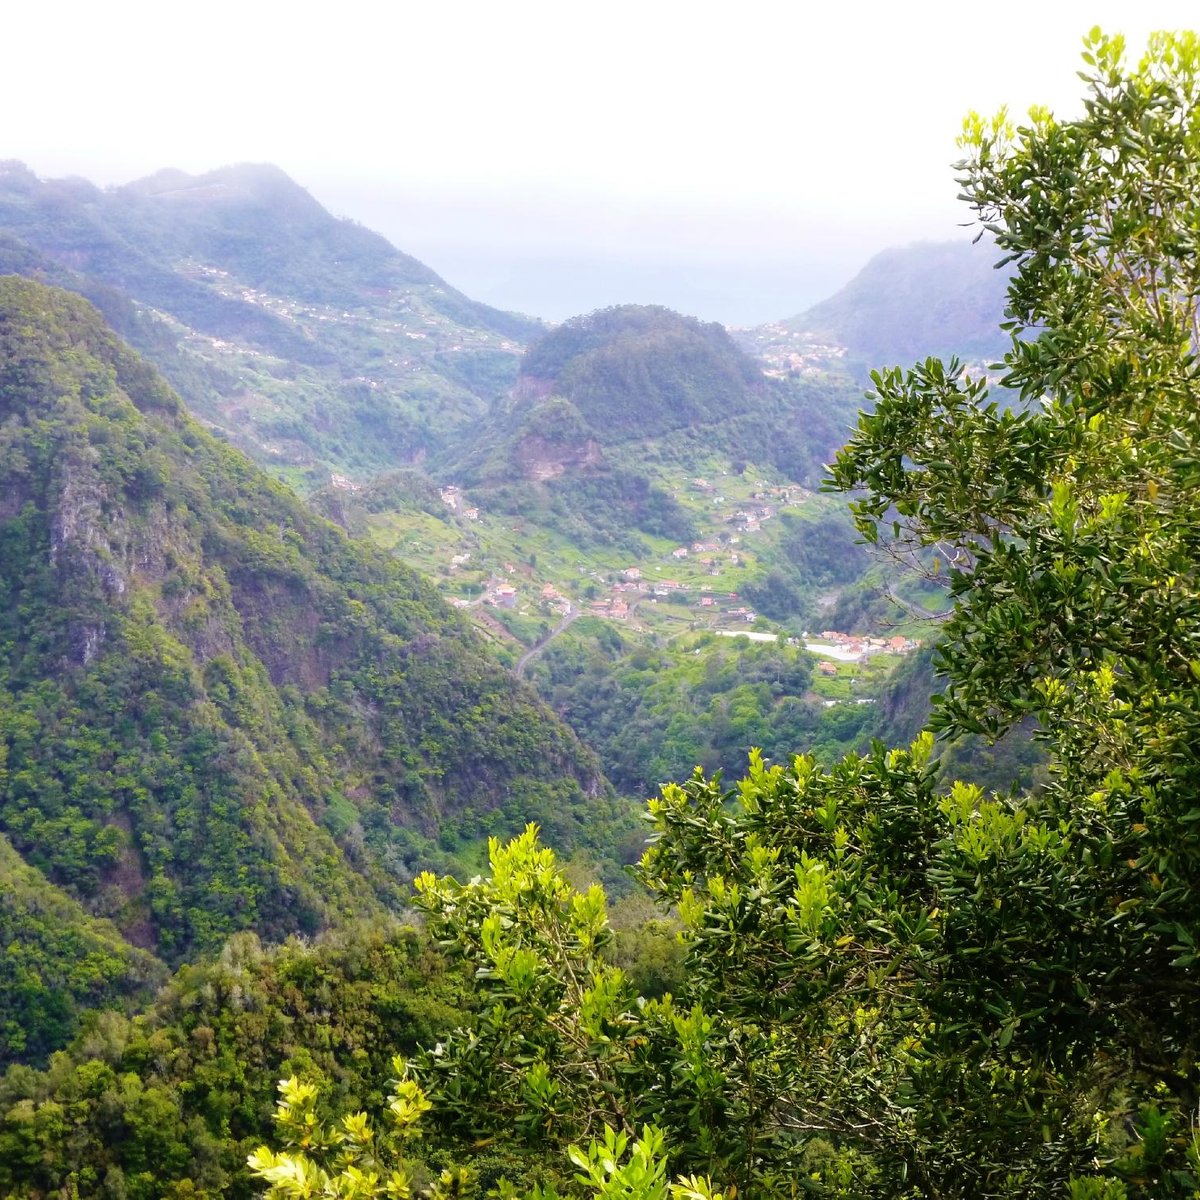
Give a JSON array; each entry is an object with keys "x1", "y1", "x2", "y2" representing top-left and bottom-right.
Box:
[{"x1": 357, "y1": 454, "x2": 833, "y2": 645}]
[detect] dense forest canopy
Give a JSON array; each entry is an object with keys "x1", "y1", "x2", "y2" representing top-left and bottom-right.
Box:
[
  {"x1": 247, "y1": 29, "x2": 1200, "y2": 1200},
  {"x1": 0, "y1": 275, "x2": 624, "y2": 1068}
]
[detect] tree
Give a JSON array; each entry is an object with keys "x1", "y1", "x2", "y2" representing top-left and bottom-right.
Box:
[
  {"x1": 825, "y1": 26, "x2": 1200, "y2": 1194},
  {"x1": 247, "y1": 1059, "x2": 727, "y2": 1200},
  {"x1": 254, "y1": 30, "x2": 1200, "y2": 1200}
]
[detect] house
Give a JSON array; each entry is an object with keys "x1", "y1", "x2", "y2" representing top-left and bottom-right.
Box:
[
  {"x1": 818, "y1": 661, "x2": 839, "y2": 676},
  {"x1": 494, "y1": 585, "x2": 517, "y2": 608},
  {"x1": 464, "y1": 507, "x2": 480, "y2": 521},
  {"x1": 700, "y1": 596, "x2": 716, "y2": 607},
  {"x1": 623, "y1": 567, "x2": 642, "y2": 580},
  {"x1": 889, "y1": 635, "x2": 910, "y2": 652},
  {"x1": 672, "y1": 547, "x2": 689, "y2": 559}
]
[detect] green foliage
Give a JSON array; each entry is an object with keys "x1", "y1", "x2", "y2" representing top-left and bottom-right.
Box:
[
  {"x1": 868, "y1": 644, "x2": 1045, "y2": 794},
  {"x1": 246, "y1": 1068, "x2": 448, "y2": 1199},
  {"x1": 468, "y1": 470, "x2": 697, "y2": 557},
  {"x1": 249, "y1": 1070, "x2": 727, "y2": 1200},
  {"x1": 520, "y1": 306, "x2": 761, "y2": 443},
  {"x1": 524, "y1": 632, "x2": 861, "y2": 797},
  {"x1": 822, "y1": 27, "x2": 1200, "y2": 1195},
  {"x1": 0, "y1": 923, "x2": 468, "y2": 1199},
  {"x1": 0, "y1": 832, "x2": 167, "y2": 1064},
  {"x1": 0, "y1": 276, "x2": 610, "y2": 1062},
  {"x1": 447, "y1": 306, "x2": 862, "y2": 502}
]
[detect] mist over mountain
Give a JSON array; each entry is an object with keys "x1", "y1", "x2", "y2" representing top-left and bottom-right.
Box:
[{"x1": 743, "y1": 239, "x2": 1012, "y2": 381}]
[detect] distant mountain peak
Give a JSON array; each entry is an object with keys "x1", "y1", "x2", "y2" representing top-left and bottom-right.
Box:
[
  {"x1": 121, "y1": 162, "x2": 329, "y2": 218},
  {"x1": 783, "y1": 237, "x2": 1011, "y2": 368},
  {"x1": 738, "y1": 238, "x2": 1012, "y2": 383}
]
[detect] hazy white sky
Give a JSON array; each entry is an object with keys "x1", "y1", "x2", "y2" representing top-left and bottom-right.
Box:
[{"x1": 6, "y1": 1, "x2": 1199, "y2": 323}]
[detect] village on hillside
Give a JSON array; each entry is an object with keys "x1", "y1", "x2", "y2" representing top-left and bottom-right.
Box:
[{"x1": 356, "y1": 463, "x2": 925, "y2": 677}]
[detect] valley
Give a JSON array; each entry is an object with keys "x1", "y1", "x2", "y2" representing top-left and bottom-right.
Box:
[
  {"x1": 0, "y1": 162, "x2": 971, "y2": 840},
  {"x1": 3, "y1": 25, "x2": 1197, "y2": 1200},
  {"x1": 0, "y1": 159, "x2": 1009, "y2": 1197}
]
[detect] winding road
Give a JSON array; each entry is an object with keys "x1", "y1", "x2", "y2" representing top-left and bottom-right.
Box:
[{"x1": 514, "y1": 605, "x2": 581, "y2": 677}]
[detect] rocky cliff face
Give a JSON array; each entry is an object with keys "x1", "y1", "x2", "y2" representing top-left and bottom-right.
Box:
[{"x1": 516, "y1": 432, "x2": 604, "y2": 481}]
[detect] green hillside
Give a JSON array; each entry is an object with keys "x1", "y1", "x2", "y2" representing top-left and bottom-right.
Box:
[
  {"x1": 517, "y1": 305, "x2": 762, "y2": 440},
  {"x1": 0, "y1": 832, "x2": 167, "y2": 1066},
  {"x1": 448, "y1": 305, "x2": 858, "y2": 486},
  {"x1": 0, "y1": 161, "x2": 540, "y2": 481},
  {"x1": 380, "y1": 305, "x2": 867, "y2": 628},
  {"x1": 0, "y1": 922, "x2": 467, "y2": 1200},
  {"x1": 0, "y1": 276, "x2": 613, "y2": 1063}
]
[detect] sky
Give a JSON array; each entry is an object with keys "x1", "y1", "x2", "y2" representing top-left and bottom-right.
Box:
[{"x1": 5, "y1": 1, "x2": 1199, "y2": 325}]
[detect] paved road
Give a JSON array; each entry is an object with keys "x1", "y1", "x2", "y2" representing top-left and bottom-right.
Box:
[
  {"x1": 885, "y1": 584, "x2": 952, "y2": 622},
  {"x1": 515, "y1": 605, "x2": 579, "y2": 677}
]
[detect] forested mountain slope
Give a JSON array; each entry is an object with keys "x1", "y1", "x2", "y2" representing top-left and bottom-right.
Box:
[
  {"x1": 448, "y1": 304, "x2": 859, "y2": 486},
  {"x1": 0, "y1": 277, "x2": 610, "y2": 1064},
  {"x1": 0, "y1": 830, "x2": 168, "y2": 1067},
  {"x1": 430, "y1": 305, "x2": 861, "y2": 565},
  {"x1": 0, "y1": 162, "x2": 540, "y2": 480},
  {"x1": 0, "y1": 922, "x2": 468, "y2": 1200}
]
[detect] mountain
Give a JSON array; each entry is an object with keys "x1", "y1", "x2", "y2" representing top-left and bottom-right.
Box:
[
  {"x1": 322, "y1": 302, "x2": 868, "y2": 608},
  {"x1": 0, "y1": 276, "x2": 612, "y2": 1064},
  {"x1": 517, "y1": 305, "x2": 764, "y2": 441},
  {"x1": 324, "y1": 304, "x2": 875, "y2": 722},
  {"x1": 743, "y1": 239, "x2": 1012, "y2": 379},
  {"x1": 0, "y1": 161, "x2": 541, "y2": 482},
  {"x1": 439, "y1": 305, "x2": 861, "y2": 541}
]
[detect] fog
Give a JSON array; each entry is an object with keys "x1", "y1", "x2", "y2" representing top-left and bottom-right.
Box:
[{"x1": 7, "y1": 1, "x2": 1198, "y2": 323}]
